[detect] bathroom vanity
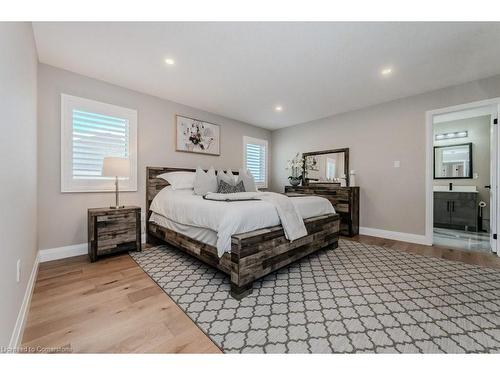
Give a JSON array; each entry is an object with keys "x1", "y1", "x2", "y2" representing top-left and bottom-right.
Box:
[{"x1": 433, "y1": 190, "x2": 478, "y2": 232}]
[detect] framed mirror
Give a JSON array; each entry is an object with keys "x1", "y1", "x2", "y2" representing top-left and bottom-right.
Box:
[
  {"x1": 302, "y1": 148, "x2": 349, "y2": 186},
  {"x1": 433, "y1": 142, "x2": 472, "y2": 179}
]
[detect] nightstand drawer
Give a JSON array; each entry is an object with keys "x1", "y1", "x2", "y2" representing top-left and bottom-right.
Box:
[
  {"x1": 97, "y1": 217, "x2": 137, "y2": 234},
  {"x1": 97, "y1": 212, "x2": 136, "y2": 223}
]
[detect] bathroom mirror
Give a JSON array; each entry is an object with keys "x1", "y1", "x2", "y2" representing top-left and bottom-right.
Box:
[
  {"x1": 302, "y1": 148, "x2": 349, "y2": 186},
  {"x1": 434, "y1": 143, "x2": 472, "y2": 179}
]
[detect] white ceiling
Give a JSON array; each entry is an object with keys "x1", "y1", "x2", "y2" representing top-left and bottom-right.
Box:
[{"x1": 32, "y1": 22, "x2": 500, "y2": 130}]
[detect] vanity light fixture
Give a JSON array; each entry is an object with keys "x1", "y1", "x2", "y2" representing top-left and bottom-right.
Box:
[
  {"x1": 435, "y1": 131, "x2": 468, "y2": 141},
  {"x1": 164, "y1": 58, "x2": 175, "y2": 65}
]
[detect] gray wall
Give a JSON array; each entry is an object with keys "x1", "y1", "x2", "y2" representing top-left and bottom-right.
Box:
[
  {"x1": 433, "y1": 115, "x2": 491, "y2": 228},
  {"x1": 38, "y1": 64, "x2": 271, "y2": 250},
  {"x1": 0, "y1": 23, "x2": 38, "y2": 346},
  {"x1": 271, "y1": 74, "x2": 500, "y2": 235}
]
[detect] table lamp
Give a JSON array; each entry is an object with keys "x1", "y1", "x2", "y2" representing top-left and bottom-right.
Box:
[{"x1": 102, "y1": 157, "x2": 130, "y2": 209}]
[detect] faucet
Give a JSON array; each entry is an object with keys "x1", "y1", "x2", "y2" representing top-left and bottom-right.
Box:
[{"x1": 449, "y1": 182, "x2": 453, "y2": 191}]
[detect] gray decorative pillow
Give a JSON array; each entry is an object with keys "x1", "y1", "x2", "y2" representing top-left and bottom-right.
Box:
[
  {"x1": 194, "y1": 167, "x2": 218, "y2": 195},
  {"x1": 238, "y1": 169, "x2": 258, "y2": 192},
  {"x1": 217, "y1": 169, "x2": 236, "y2": 186},
  {"x1": 217, "y1": 180, "x2": 245, "y2": 194}
]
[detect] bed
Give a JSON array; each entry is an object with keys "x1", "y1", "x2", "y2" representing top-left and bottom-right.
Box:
[{"x1": 146, "y1": 167, "x2": 340, "y2": 299}]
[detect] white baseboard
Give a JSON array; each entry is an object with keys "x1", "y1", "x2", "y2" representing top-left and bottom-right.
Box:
[
  {"x1": 8, "y1": 252, "x2": 39, "y2": 349},
  {"x1": 39, "y1": 235, "x2": 147, "y2": 263},
  {"x1": 38, "y1": 243, "x2": 87, "y2": 262},
  {"x1": 359, "y1": 226, "x2": 430, "y2": 245}
]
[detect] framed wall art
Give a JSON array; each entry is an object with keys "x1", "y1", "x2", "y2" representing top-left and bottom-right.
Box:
[{"x1": 175, "y1": 115, "x2": 220, "y2": 156}]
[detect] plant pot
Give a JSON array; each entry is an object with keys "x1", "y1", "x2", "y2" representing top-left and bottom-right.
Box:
[{"x1": 289, "y1": 177, "x2": 301, "y2": 186}]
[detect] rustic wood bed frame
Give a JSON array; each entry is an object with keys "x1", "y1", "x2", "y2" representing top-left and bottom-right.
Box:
[{"x1": 146, "y1": 167, "x2": 340, "y2": 299}]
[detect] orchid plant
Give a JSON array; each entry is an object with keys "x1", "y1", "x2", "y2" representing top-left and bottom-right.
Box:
[{"x1": 286, "y1": 153, "x2": 304, "y2": 179}]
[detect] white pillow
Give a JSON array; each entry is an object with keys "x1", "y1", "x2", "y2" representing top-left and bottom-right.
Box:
[
  {"x1": 238, "y1": 169, "x2": 258, "y2": 192},
  {"x1": 158, "y1": 171, "x2": 195, "y2": 190},
  {"x1": 194, "y1": 167, "x2": 218, "y2": 195},
  {"x1": 216, "y1": 169, "x2": 236, "y2": 186}
]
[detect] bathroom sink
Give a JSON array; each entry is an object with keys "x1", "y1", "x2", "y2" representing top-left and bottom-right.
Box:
[{"x1": 433, "y1": 185, "x2": 478, "y2": 193}]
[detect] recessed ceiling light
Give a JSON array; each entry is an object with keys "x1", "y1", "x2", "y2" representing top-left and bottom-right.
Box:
[
  {"x1": 381, "y1": 67, "x2": 393, "y2": 76},
  {"x1": 165, "y1": 58, "x2": 175, "y2": 66},
  {"x1": 275, "y1": 105, "x2": 283, "y2": 112}
]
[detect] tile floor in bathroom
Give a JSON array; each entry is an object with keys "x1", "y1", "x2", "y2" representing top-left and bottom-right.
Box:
[{"x1": 433, "y1": 227, "x2": 492, "y2": 253}]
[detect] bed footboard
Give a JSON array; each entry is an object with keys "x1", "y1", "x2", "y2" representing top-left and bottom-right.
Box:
[
  {"x1": 147, "y1": 213, "x2": 339, "y2": 299},
  {"x1": 229, "y1": 213, "x2": 339, "y2": 299}
]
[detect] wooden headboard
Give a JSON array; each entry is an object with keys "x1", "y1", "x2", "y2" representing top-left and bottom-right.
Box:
[{"x1": 146, "y1": 166, "x2": 240, "y2": 220}]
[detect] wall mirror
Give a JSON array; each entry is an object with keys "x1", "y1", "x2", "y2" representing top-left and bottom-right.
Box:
[
  {"x1": 302, "y1": 148, "x2": 349, "y2": 186},
  {"x1": 433, "y1": 142, "x2": 472, "y2": 179}
]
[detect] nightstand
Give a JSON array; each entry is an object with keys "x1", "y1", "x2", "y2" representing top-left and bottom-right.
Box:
[{"x1": 87, "y1": 206, "x2": 141, "y2": 262}]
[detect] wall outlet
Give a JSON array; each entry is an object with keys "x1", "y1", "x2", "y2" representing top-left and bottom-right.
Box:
[
  {"x1": 16, "y1": 259, "x2": 21, "y2": 283},
  {"x1": 393, "y1": 160, "x2": 401, "y2": 168}
]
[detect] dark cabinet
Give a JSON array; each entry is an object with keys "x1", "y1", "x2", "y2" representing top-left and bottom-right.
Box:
[
  {"x1": 434, "y1": 198, "x2": 450, "y2": 225},
  {"x1": 433, "y1": 192, "x2": 478, "y2": 231}
]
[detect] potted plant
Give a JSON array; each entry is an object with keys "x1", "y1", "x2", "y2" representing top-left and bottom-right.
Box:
[{"x1": 286, "y1": 153, "x2": 304, "y2": 186}]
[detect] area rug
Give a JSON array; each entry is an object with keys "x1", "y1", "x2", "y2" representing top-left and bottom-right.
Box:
[{"x1": 130, "y1": 239, "x2": 500, "y2": 353}]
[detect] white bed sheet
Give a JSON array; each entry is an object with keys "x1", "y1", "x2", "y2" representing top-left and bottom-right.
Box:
[
  {"x1": 149, "y1": 188, "x2": 335, "y2": 256},
  {"x1": 150, "y1": 212, "x2": 218, "y2": 248}
]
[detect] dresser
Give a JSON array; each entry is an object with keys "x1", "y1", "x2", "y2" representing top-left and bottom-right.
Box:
[
  {"x1": 433, "y1": 192, "x2": 478, "y2": 231},
  {"x1": 88, "y1": 206, "x2": 141, "y2": 262},
  {"x1": 285, "y1": 185, "x2": 360, "y2": 236}
]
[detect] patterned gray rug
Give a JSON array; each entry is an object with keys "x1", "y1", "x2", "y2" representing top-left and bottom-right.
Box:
[{"x1": 130, "y1": 239, "x2": 500, "y2": 353}]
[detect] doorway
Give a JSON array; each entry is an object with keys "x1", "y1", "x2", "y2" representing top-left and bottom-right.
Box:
[{"x1": 426, "y1": 100, "x2": 499, "y2": 254}]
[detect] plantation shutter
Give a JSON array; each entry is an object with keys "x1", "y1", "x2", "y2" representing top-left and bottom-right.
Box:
[
  {"x1": 72, "y1": 110, "x2": 129, "y2": 179},
  {"x1": 244, "y1": 137, "x2": 267, "y2": 187}
]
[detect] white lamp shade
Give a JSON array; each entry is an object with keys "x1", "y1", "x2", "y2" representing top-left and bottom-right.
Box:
[{"x1": 102, "y1": 157, "x2": 130, "y2": 177}]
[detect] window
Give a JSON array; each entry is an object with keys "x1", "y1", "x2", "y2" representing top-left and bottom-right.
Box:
[
  {"x1": 61, "y1": 94, "x2": 137, "y2": 192},
  {"x1": 326, "y1": 157, "x2": 336, "y2": 180},
  {"x1": 243, "y1": 136, "x2": 268, "y2": 188}
]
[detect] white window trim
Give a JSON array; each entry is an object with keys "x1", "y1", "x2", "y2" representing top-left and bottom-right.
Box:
[
  {"x1": 61, "y1": 94, "x2": 138, "y2": 193},
  {"x1": 243, "y1": 136, "x2": 269, "y2": 189}
]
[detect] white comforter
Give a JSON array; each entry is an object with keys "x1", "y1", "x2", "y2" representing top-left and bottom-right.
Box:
[{"x1": 150, "y1": 189, "x2": 335, "y2": 257}]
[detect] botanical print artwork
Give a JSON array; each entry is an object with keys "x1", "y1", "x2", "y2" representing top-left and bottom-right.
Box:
[{"x1": 176, "y1": 115, "x2": 220, "y2": 155}]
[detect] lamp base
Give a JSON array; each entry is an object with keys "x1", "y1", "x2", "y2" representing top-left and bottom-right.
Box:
[{"x1": 109, "y1": 205, "x2": 125, "y2": 209}]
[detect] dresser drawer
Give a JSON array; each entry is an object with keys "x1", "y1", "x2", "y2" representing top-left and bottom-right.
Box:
[{"x1": 334, "y1": 203, "x2": 350, "y2": 213}]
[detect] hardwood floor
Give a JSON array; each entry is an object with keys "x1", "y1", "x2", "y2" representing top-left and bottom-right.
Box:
[
  {"x1": 21, "y1": 251, "x2": 221, "y2": 353},
  {"x1": 22, "y1": 235, "x2": 500, "y2": 353},
  {"x1": 348, "y1": 234, "x2": 500, "y2": 269}
]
